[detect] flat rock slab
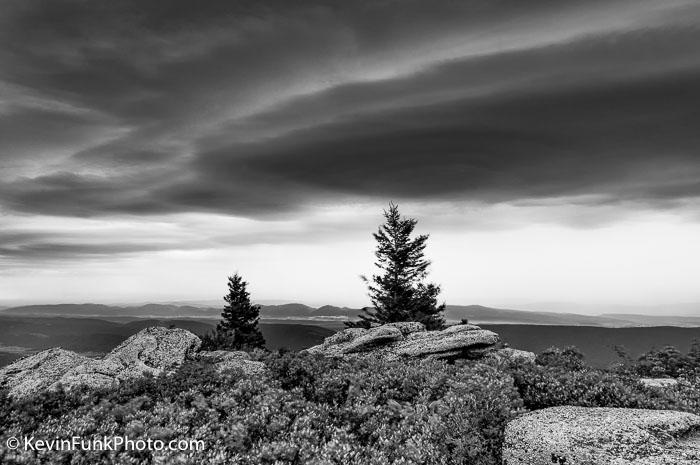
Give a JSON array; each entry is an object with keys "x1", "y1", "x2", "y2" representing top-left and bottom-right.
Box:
[
  {"x1": 0, "y1": 348, "x2": 92, "y2": 398},
  {"x1": 503, "y1": 406, "x2": 700, "y2": 465},
  {"x1": 306, "y1": 322, "x2": 500, "y2": 360},
  {"x1": 640, "y1": 378, "x2": 679, "y2": 389}
]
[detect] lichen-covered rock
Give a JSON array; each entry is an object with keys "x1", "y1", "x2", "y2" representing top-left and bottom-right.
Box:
[
  {"x1": 61, "y1": 327, "x2": 202, "y2": 389},
  {"x1": 0, "y1": 327, "x2": 202, "y2": 399},
  {"x1": 105, "y1": 326, "x2": 201, "y2": 372},
  {"x1": 640, "y1": 378, "x2": 679, "y2": 389},
  {"x1": 341, "y1": 326, "x2": 404, "y2": 354},
  {"x1": 306, "y1": 323, "x2": 500, "y2": 361},
  {"x1": 485, "y1": 347, "x2": 536, "y2": 365},
  {"x1": 0, "y1": 348, "x2": 92, "y2": 398},
  {"x1": 441, "y1": 324, "x2": 483, "y2": 334},
  {"x1": 503, "y1": 406, "x2": 700, "y2": 464},
  {"x1": 323, "y1": 328, "x2": 368, "y2": 346},
  {"x1": 305, "y1": 325, "x2": 403, "y2": 357},
  {"x1": 57, "y1": 358, "x2": 123, "y2": 391},
  {"x1": 197, "y1": 350, "x2": 267, "y2": 376},
  {"x1": 393, "y1": 328, "x2": 499, "y2": 359},
  {"x1": 384, "y1": 322, "x2": 426, "y2": 336}
]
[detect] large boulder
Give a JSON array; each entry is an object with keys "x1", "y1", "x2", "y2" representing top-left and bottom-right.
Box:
[
  {"x1": 0, "y1": 348, "x2": 92, "y2": 398},
  {"x1": 503, "y1": 406, "x2": 700, "y2": 464},
  {"x1": 59, "y1": 326, "x2": 202, "y2": 390},
  {"x1": 306, "y1": 322, "x2": 500, "y2": 361},
  {"x1": 0, "y1": 327, "x2": 202, "y2": 399},
  {"x1": 105, "y1": 326, "x2": 202, "y2": 372}
]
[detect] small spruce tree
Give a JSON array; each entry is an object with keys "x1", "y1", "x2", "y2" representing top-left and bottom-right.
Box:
[
  {"x1": 201, "y1": 273, "x2": 266, "y2": 351},
  {"x1": 348, "y1": 203, "x2": 445, "y2": 330}
]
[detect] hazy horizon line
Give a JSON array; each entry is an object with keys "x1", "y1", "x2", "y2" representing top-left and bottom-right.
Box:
[{"x1": 2, "y1": 299, "x2": 700, "y2": 317}]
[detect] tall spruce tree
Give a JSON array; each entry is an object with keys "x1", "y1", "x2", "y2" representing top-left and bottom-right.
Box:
[
  {"x1": 202, "y1": 273, "x2": 266, "y2": 350},
  {"x1": 349, "y1": 203, "x2": 446, "y2": 330}
]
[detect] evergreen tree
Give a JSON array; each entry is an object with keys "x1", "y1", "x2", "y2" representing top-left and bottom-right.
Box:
[
  {"x1": 202, "y1": 273, "x2": 266, "y2": 351},
  {"x1": 349, "y1": 203, "x2": 445, "y2": 330}
]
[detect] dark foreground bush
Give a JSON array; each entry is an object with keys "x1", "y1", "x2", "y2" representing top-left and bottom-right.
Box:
[
  {"x1": 619, "y1": 341, "x2": 700, "y2": 379},
  {"x1": 507, "y1": 362, "x2": 700, "y2": 412},
  {"x1": 1, "y1": 349, "x2": 698, "y2": 465},
  {"x1": 0, "y1": 355, "x2": 523, "y2": 465}
]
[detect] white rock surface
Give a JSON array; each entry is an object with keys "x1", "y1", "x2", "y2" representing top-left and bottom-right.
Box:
[
  {"x1": 341, "y1": 326, "x2": 404, "y2": 354},
  {"x1": 0, "y1": 327, "x2": 202, "y2": 398},
  {"x1": 503, "y1": 406, "x2": 700, "y2": 464},
  {"x1": 640, "y1": 378, "x2": 679, "y2": 389},
  {"x1": 0, "y1": 348, "x2": 92, "y2": 398}
]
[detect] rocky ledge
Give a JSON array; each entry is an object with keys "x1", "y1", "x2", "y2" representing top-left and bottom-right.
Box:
[
  {"x1": 0, "y1": 327, "x2": 265, "y2": 399},
  {"x1": 306, "y1": 322, "x2": 501, "y2": 361},
  {"x1": 503, "y1": 406, "x2": 700, "y2": 464},
  {"x1": 484, "y1": 347, "x2": 536, "y2": 365},
  {"x1": 195, "y1": 350, "x2": 267, "y2": 377},
  {"x1": 640, "y1": 377, "x2": 679, "y2": 389}
]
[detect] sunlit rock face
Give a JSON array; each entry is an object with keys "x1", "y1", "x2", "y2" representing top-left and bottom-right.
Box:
[
  {"x1": 0, "y1": 348, "x2": 93, "y2": 398},
  {"x1": 0, "y1": 327, "x2": 202, "y2": 398},
  {"x1": 503, "y1": 406, "x2": 700, "y2": 465},
  {"x1": 305, "y1": 322, "x2": 500, "y2": 361}
]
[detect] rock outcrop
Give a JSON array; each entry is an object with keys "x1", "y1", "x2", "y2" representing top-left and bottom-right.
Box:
[
  {"x1": 196, "y1": 350, "x2": 267, "y2": 376},
  {"x1": 640, "y1": 378, "x2": 679, "y2": 389},
  {"x1": 306, "y1": 322, "x2": 500, "y2": 361},
  {"x1": 0, "y1": 327, "x2": 202, "y2": 398},
  {"x1": 503, "y1": 406, "x2": 700, "y2": 464},
  {"x1": 0, "y1": 348, "x2": 93, "y2": 399},
  {"x1": 485, "y1": 347, "x2": 536, "y2": 365}
]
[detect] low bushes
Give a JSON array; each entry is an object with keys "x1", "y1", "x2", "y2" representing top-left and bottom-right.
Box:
[
  {"x1": 1, "y1": 347, "x2": 699, "y2": 465},
  {"x1": 0, "y1": 355, "x2": 523, "y2": 465}
]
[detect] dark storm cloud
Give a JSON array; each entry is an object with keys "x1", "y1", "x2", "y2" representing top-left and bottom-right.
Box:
[
  {"x1": 0, "y1": 105, "x2": 117, "y2": 167},
  {"x1": 1, "y1": 0, "x2": 699, "y2": 218},
  {"x1": 0, "y1": 172, "x2": 171, "y2": 217},
  {"x1": 173, "y1": 22, "x2": 700, "y2": 212},
  {"x1": 195, "y1": 67, "x2": 700, "y2": 205}
]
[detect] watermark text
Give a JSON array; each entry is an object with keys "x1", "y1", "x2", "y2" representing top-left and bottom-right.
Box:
[{"x1": 5, "y1": 435, "x2": 205, "y2": 452}]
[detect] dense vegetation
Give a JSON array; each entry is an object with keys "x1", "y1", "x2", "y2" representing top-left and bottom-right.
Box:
[{"x1": 2, "y1": 343, "x2": 699, "y2": 465}]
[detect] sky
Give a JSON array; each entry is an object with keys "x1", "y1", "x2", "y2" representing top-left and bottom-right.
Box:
[{"x1": 1, "y1": 0, "x2": 700, "y2": 312}]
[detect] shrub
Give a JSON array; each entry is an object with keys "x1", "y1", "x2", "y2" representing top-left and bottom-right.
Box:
[
  {"x1": 634, "y1": 344, "x2": 697, "y2": 378},
  {"x1": 1, "y1": 354, "x2": 523, "y2": 465},
  {"x1": 505, "y1": 348, "x2": 700, "y2": 414},
  {"x1": 2, "y1": 347, "x2": 699, "y2": 465},
  {"x1": 535, "y1": 346, "x2": 586, "y2": 371}
]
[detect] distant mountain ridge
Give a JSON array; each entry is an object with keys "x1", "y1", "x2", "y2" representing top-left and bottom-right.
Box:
[
  {"x1": 2, "y1": 303, "x2": 700, "y2": 327},
  {"x1": 0, "y1": 315, "x2": 334, "y2": 368},
  {"x1": 0, "y1": 303, "x2": 360, "y2": 319},
  {"x1": 0, "y1": 303, "x2": 219, "y2": 318}
]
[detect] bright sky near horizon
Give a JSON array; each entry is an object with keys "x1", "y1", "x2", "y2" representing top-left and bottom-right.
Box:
[{"x1": 2, "y1": 0, "x2": 700, "y2": 312}]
